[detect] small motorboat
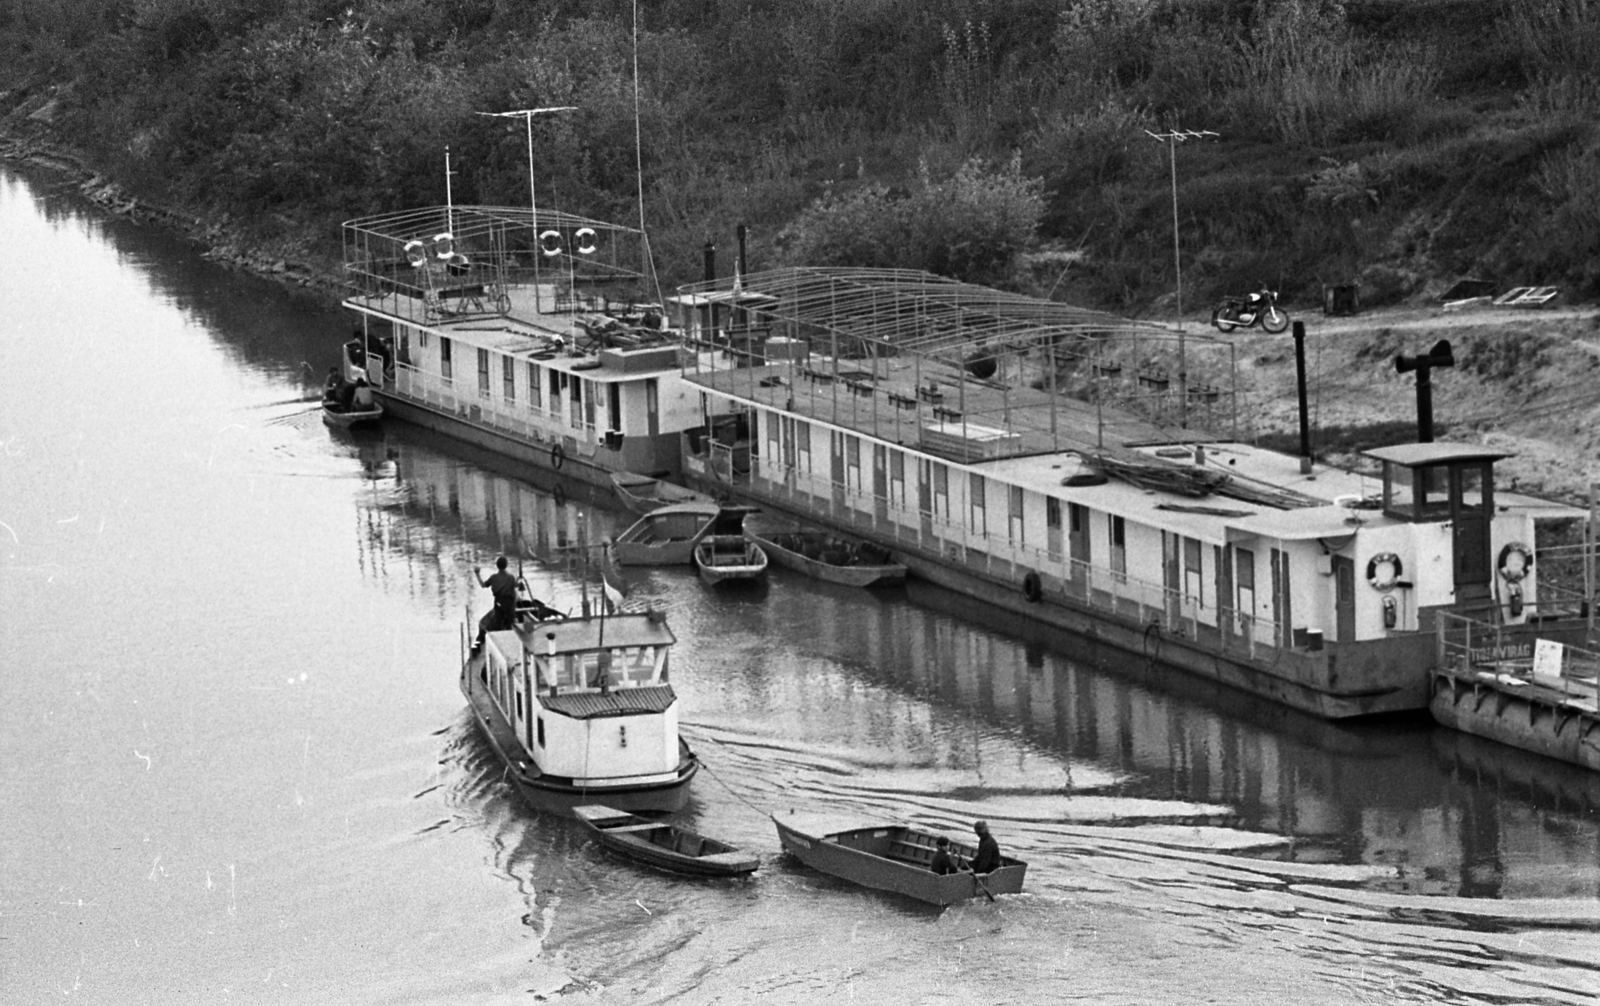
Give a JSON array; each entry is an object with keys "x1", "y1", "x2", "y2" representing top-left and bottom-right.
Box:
[
  {"x1": 574, "y1": 805, "x2": 759, "y2": 877},
  {"x1": 741, "y1": 512, "x2": 905, "y2": 588},
  {"x1": 694, "y1": 534, "x2": 769, "y2": 586},
  {"x1": 610, "y1": 471, "x2": 713, "y2": 515},
  {"x1": 772, "y1": 812, "x2": 1026, "y2": 906}
]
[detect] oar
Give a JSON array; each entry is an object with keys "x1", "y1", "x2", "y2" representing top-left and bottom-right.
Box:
[{"x1": 970, "y1": 866, "x2": 996, "y2": 903}]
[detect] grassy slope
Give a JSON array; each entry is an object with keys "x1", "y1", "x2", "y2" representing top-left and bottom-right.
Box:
[{"x1": 2, "y1": 0, "x2": 1598, "y2": 499}]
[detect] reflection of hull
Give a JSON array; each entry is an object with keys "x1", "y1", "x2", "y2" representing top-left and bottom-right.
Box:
[
  {"x1": 1429, "y1": 720, "x2": 1600, "y2": 812},
  {"x1": 1430, "y1": 668, "x2": 1600, "y2": 773},
  {"x1": 460, "y1": 655, "x2": 696, "y2": 816}
]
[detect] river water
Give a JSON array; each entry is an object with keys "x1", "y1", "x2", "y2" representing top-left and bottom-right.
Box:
[{"x1": 2, "y1": 167, "x2": 1598, "y2": 1005}]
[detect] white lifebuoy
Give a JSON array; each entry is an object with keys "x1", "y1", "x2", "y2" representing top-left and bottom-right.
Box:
[
  {"x1": 575, "y1": 227, "x2": 598, "y2": 254},
  {"x1": 404, "y1": 240, "x2": 427, "y2": 267},
  {"x1": 1498, "y1": 542, "x2": 1533, "y2": 583},
  {"x1": 433, "y1": 232, "x2": 454, "y2": 259},
  {"x1": 1367, "y1": 553, "x2": 1402, "y2": 592},
  {"x1": 540, "y1": 230, "x2": 563, "y2": 257}
]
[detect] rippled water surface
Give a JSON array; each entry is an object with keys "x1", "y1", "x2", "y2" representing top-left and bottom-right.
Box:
[{"x1": 3, "y1": 169, "x2": 1599, "y2": 1004}]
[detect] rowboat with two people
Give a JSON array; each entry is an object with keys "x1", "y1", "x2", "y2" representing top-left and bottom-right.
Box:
[
  {"x1": 573, "y1": 805, "x2": 759, "y2": 877},
  {"x1": 772, "y1": 812, "x2": 1026, "y2": 906},
  {"x1": 321, "y1": 366, "x2": 383, "y2": 429}
]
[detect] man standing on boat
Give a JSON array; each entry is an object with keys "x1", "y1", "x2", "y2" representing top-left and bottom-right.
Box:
[
  {"x1": 970, "y1": 820, "x2": 1001, "y2": 874},
  {"x1": 473, "y1": 557, "x2": 518, "y2": 651}
]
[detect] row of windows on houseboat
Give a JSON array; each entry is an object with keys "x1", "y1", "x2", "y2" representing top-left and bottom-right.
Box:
[
  {"x1": 741, "y1": 408, "x2": 1290, "y2": 633},
  {"x1": 406, "y1": 331, "x2": 644, "y2": 433}
]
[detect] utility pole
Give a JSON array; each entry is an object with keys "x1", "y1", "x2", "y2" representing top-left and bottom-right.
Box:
[{"x1": 1145, "y1": 128, "x2": 1218, "y2": 429}]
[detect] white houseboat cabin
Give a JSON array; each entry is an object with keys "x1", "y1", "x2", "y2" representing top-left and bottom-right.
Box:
[{"x1": 341, "y1": 205, "x2": 704, "y2": 488}]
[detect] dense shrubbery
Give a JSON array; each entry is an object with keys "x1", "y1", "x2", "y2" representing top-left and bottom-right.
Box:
[{"x1": 2, "y1": 0, "x2": 1598, "y2": 303}]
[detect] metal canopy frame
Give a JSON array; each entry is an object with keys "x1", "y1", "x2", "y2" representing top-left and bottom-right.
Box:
[{"x1": 674, "y1": 266, "x2": 1185, "y2": 368}]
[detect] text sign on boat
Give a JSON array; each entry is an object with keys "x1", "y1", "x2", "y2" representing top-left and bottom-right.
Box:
[{"x1": 1532, "y1": 638, "x2": 1565, "y2": 679}]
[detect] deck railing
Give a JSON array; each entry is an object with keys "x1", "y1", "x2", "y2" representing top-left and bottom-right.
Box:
[
  {"x1": 699, "y1": 452, "x2": 1287, "y2": 661},
  {"x1": 390, "y1": 362, "x2": 578, "y2": 449}
]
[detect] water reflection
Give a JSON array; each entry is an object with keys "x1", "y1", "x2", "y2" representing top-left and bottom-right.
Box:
[{"x1": 355, "y1": 422, "x2": 1600, "y2": 903}]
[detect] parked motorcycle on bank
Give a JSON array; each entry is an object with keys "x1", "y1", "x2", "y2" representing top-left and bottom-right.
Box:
[{"x1": 1211, "y1": 287, "x2": 1290, "y2": 333}]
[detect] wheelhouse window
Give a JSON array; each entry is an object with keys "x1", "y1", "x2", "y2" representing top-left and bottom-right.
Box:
[
  {"x1": 440, "y1": 336, "x2": 453, "y2": 381},
  {"x1": 477, "y1": 347, "x2": 491, "y2": 396},
  {"x1": 502, "y1": 354, "x2": 515, "y2": 402},
  {"x1": 527, "y1": 361, "x2": 543, "y2": 411}
]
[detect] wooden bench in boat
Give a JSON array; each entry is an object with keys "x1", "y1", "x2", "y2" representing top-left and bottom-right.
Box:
[{"x1": 889, "y1": 839, "x2": 935, "y2": 865}]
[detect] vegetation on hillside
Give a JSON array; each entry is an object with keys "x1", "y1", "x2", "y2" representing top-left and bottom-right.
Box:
[{"x1": 2, "y1": 0, "x2": 1598, "y2": 310}]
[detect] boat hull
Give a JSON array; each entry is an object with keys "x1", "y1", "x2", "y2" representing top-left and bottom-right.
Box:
[
  {"x1": 1430, "y1": 667, "x2": 1600, "y2": 772},
  {"x1": 610, "y1": 471, "x2": 713, "y2": 515},
  {"x1": 741, "y1": 513, "x2": 906, "y2": 588},
  {"x1": 321, "y1": 402, "x2": 384, "y2": 429},
  {"x1": 459, "y1": 660, "x2": 696, "y2": 815},
  {"x1": 574, "y1": 805, "x2": 759, "y2": 877},
  {"x1": 773, "y1": 814, "x2": 1026, "y2": 906},
  {"x1": 693, "y1": 536, "x2": 769, "y2": 586}
]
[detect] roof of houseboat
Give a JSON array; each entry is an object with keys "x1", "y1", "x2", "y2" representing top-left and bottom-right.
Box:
[
  {"x1": 1364, "y1": 443, "x2": 1515, "y2": 466},
  {"x1": 505, "y1": 614, "x2": 676, "y2": 654}
]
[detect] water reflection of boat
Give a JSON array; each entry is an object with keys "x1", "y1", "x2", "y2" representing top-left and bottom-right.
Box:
[
  {"x1": 741, "y1": 512, "x2": 905, "y2": 588},
  {"x1": 693, "y1": 535, "x2": 768, "y2": 587},
  {"x1": 461, "y1": 604, "x2": 698, "y2": 815},
  {"x1": 610, "y1": 470, "x2": 713, "y2": 515},
  {"x1": 574, "y1": 805, "x2": 758, "y2": 876},
  {"x1": 773, "y1": 813, "x2": 1026, "y2": 906}
]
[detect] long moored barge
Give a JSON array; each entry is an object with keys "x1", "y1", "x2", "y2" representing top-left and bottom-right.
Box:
[{"x1": 664, "y1": 266, "x2": 1596, "y2": 722}]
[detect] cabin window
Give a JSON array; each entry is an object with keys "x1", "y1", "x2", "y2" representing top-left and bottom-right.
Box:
[
  {"x1": 440, "y1": 337, "x2": 453, "y2": 381},
  {"x1": 477, "y1": 347, "x2": 491, "y2": 396},
  {"x1": 502, "y1": 354, "x2": 515, "y2": 402},
  {"x1": 1183, "y1": 536, "x2": 1203, "y2": 607},
  {"x1": 846, "y1": 437, "x2": 863, "y2": 492},
  {"x1": 570, "y1": 377, "x2": 586, "y2": 430},
  {"x1": 795, "y1": 420, "x2": 812, "y2": 474},
  {"x1": 515, "y1": 690, "x2": 524, "y2": 722},
  {"x1": 932, "y1": 463, "x2": 950, "y2": 520},
  {"x1": 1110, "y1": 515, "x2": 1127, "y2": 582},
  {"x1": 1236, "y1": 546, "x2": 1257, "y2": 624},
  {"x1": 418, "y1": 331, "x2": 428, "y2": 349},
  {"x1": 606, "y1": 382, "x2": 622, "y2": 433},
  {"x1": 765, "y1": 413, "x2": 782, "y2": 473},
  {"x1": 969, "y1": 473, "x2": 987, "y2": 535},
  {"x1": 889, "y1": 451, "x2": 906, "y2": 509},
  {"x1": 872, "y1": 445, "x2": 887, "y2": 499},
  {"x1": 536, "y1": 717, "x2": 545, "y2": 747},
  {"x1": 1007, "y1": 485, "x2": 1024, "y2": 544},
  {"x1": 527, "y1": 362, "x2": 542, "y2": 411},
  {"x1": 1046, "y1": 497, "x2": 1062, "y2": 561}
]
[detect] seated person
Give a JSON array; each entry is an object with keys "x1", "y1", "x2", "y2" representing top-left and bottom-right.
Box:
[
  {"x1": 970, "y1": 820, "x2": 1001, "y2": 874},
  {"x1": 929, "y1": 836, "x2": 962, "y2": 875}
]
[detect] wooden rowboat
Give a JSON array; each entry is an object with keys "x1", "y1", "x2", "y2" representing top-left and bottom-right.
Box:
[
  {"x1": 575, "y1": 805, "x2": 759, "y2": 877},
  {"x1": 612, "y1": 502, "x2": 758, "y2": 567},
  {"x1": 321, "y1": 400, "x2": 384, "y2": 429},
  {"x1": 772, "y1": 812, "x2": 1026, "y2": 906},
  {"x1": 694, "y1": 534, "x2": 769, "y2": 586},
  {"x1": 740, "y1": 512, "x2": 905, "y2": 588},
  {"x1": 610, "y1": 471, "x2": 713, "y2": 515}
]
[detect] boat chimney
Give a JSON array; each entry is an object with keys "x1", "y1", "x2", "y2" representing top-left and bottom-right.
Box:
[
  {"x1": 703, "y1": 241, "x2": 718, "y2": 334},
  {"x1": 1395, "y1": 339, "x2": 1455, "y2": 443},
  {"x1": 1293, "y1": 321, "x2": 1312, "y2": 474}
]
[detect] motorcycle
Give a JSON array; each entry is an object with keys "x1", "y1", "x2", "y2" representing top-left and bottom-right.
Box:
[{"x1": 1211, "y1": 287, "x2": 1290, "y2": 333}]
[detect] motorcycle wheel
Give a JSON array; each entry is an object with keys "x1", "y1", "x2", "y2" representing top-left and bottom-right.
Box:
[
  {"x1": 1211, "y1": 306, "x2": 1239, "y2": 332},
  {"x1": 1260, "y1": 305, "x2": 1290, "y2": 334}
]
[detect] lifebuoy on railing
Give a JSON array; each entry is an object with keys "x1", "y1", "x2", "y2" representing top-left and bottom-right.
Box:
[
  {"x1": 575, "y1": 227, "x2": 597, "y2": 254},
  {"x1": 550, "y1": 443, "x2": 566, "y2": 470},
  {"x1": 404, "y1": 240, "x2": 427, "y2": 268},
  {"x1": 1498, "y1": 542, "x2": 1533, "y2": 583},
  {"x1": 433, "y1": 232, "x2": 454, "y2": 259},
  {"x1": 1366, "y1": 553, "x2": 1402, "y2": 592},
  {"x1": 1022, "y1": 570, "x2": 1043, "y2": 603},
  {"x1": 540, "y1": 230, "x2": 563, "y2": 256}
]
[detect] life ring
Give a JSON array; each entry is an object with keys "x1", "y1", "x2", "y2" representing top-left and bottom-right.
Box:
[
  {"x1": 540, "y1": 230, "x2": 563, "y2": 256},
  {"x1": 1366, "y1": 553, "x2": 1402, "y2": 592},
  {"x1": 1021, "y1": 570, "x2": 1043, "y2": 603},
  {"x1": 550, "y1": 443, "x2": 565, "y2": 470},
  {"x1": 574, "y1": 227, "x2": 597, "y2": 254},
  {"x1": 1498, "y1": 542, "x2": 1533, "y2": 583}
]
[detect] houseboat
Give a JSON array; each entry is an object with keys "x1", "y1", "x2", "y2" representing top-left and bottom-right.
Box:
[
  {"x1": 662, "y1": 266, "x2": 1595, "y2": 722},
  {"x1": 463, "y1": 601, "x2": 698, "y2": 814},
  {"x1": 340, "y1": 204, "x2": 707, "y2": 490}
]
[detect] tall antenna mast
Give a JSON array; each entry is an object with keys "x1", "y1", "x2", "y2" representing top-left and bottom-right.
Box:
[
  {"x1": 633, "y1": 0, "x2": 664, "y2": 310},
  {"x1": 477, "y1": 105, "x2": 577, "y2": 314},
  {"x1": 1145, "y1": 127, "x2": 1218, "y2": 430}
]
